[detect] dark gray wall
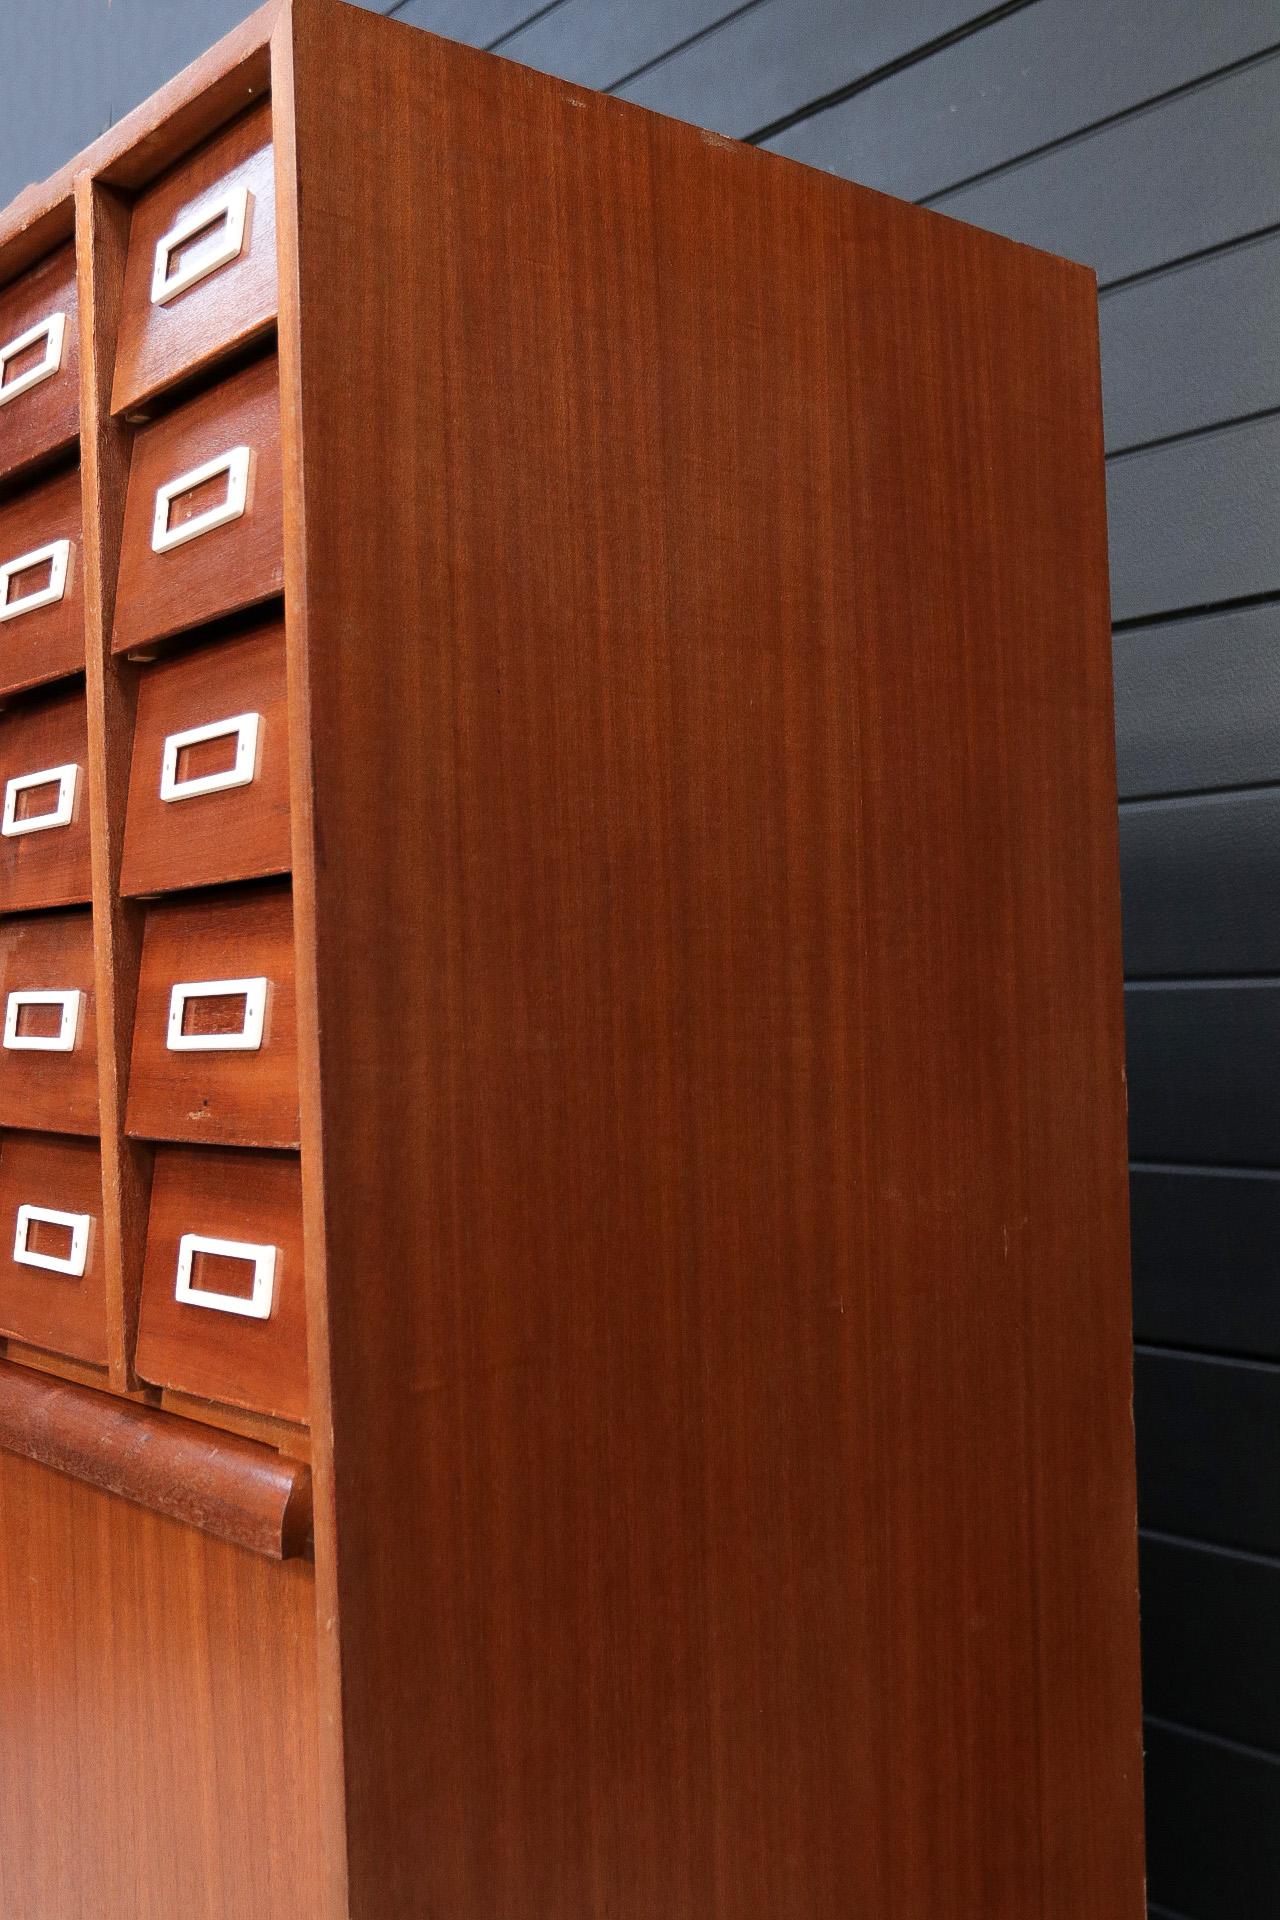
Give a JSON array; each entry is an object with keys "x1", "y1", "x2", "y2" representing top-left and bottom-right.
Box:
[{"x1": 3, "y1": 4, "x2": 1276, "y2": 1915}]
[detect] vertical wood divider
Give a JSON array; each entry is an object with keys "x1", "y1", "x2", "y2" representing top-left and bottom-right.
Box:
[
  {"x1": 269, "y1": 8, "x2": 350, "y2": 1913},
  {"x1": 75, "y1": 174, "x2": 151, "y2": 1394}
]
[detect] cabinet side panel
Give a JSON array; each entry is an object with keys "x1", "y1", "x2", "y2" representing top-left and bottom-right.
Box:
[{"x1": 287, "y1": 5, "x2": 1144, "y2": 1916}]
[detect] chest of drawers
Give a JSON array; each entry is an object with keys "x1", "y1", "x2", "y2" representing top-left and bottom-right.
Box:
[{"x1": 0, "y1": 4, "x2": 1146, "y2": 1918}]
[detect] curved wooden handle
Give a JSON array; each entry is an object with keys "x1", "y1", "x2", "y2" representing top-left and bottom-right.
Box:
[{"x1": 0, "y1": 1360, "x2": 311, "y2": 1560}]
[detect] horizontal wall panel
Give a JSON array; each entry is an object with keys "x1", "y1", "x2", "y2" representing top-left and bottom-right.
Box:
[
  {"x1": 932, "y1": 53, "x2": 1280, "y2": 284},
  {"x1": 767, "y1": 0, "x2": 1279, "y2": 206},
  {"x1": 1107, "y1": 414, "x2": 1280, "y2": 622},
  {"x1": 617, "y1": 0, "x2": 985, "y2": 138},
  {"x1": 1113, "y1": 602, "x2": 1280, "y2": 799},
  {"x1": 1134, "y1": 1352, "x2": 1280, "y2": 1555},
  {"x1": 395, "y1": 0, "x2": 537, "y2": 46},
  {"x1": 1145, "y1": 1721, "x2": 1280, "y2": 1920},
  {"x1": 1125, "y1": 984, "x2": 1280, "y2": 1167},
  {"x1": 1101, "y1": 234, "x2": 1280, "y2": 450},
  {"x1": 1140, "y1": 1535, "x2": 1280, "y2": 1752},
  {"x1": 1120, "y1": 790, "x2": 1280, "y2": 976},
  {"x1": 1131, "y1": 1168, "x2": 1280, "y2": 1360},
  {"x1": 499, "y1": 2, "x2": 739, "y2": 89}
]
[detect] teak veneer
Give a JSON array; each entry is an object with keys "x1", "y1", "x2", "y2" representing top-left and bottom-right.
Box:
[{"x1": 0, "y1": 3, "x2": 1146, "y2": 1917}]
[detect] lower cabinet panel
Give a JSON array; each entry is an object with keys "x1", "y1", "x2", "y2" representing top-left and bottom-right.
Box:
[{"x1": 0, "y1": 1449, "x2": 325, "y2": 1920}]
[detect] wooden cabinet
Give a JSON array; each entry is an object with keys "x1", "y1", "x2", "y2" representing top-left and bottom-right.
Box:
[{"x1": 0, "y1": 5, "x2": 1146, "y2": 1919}]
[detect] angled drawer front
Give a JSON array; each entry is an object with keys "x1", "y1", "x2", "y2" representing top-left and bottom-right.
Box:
[
  {"x1": 0, "y1": 244, "x2": 79, "y2": 486},
  {"x1": 112, "y1": 353, "x2": 282, "y2": 655},
  {"x1": 134, "y1": 1143, "x2": 306, "y2": 1422},
  {"x1": 0, "y1": 683, "x2": 91, "y2": 912},
  {"x1": 112, "y1": 100, "x2": 277, "y2": 419},
  {"x1": 126, "y1": 881, "x2": 297, "y2": 1148},
  {"x1": 0, "y1": 908, "x2": 97, "y2": 1134},
  {"x1": 0, "y1": 465, "x2": 83, "y2": 697},
  {"x1": 0, "y1": 1131, "x2": 106, "y2": 1365},
  {"x1": 120, "y1": 614, "x2": 289, "y2": 896}
]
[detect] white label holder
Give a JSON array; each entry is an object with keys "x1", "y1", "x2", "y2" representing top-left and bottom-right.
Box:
[
  {"x1": 160, "y1": 711, "x2": 261, "y2": 803},
  {"x1": 166, "y1": 975, "x2": 268, "y2": 1053},
  {"x1": 175, "y1": 1233, "x2": 276, "y2": 1319},
  {"x1": 3, "y1": 988, "x2": 82, "y2": 1052},
  {"x1": 151, "y1": 445, "x2": 251, "y2": 554},
  {"x1": 14, "y1": 1203, "x2": 91, "y2": 1277},
  {"x1": 1, "y1": 762, "x2": 79, "y2": 837},
  {"x1": 0, "y1": 310, "x2": 67, "y2": 407},
  {"x1": 151, "y1": 184, "x2": 252, "y2": 306},
  {"x1": 0, "y1": 537, "x2": 72, "y2": 622}
]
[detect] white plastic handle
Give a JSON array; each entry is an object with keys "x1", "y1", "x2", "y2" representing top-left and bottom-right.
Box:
[
  {"x1": 3, "y1": 988, "x2": 82, "y2": 1052},
  {"x1": 151, "y1": 446, "x2": 251, "y2": 554},
  {"x1": 0, "y1": 538, "x2": 72, "y2": 621},
  {"x1": 14, "y1": 1203, "x2": 91, "y2": 1277},
  {"x1": 160, "y1": 712, "x2": 261, "y2": 803},
  {"x1": 151, "y1": 183, "x2": 252, "y2": 306},
  {"x1": 166, "y1": 976, "x2": 267, "y2": 1053},
  {"x1": 0, "y1": 310, "x2": 67, "y2": 407},
  {"x1": 175, "y1": 1232, "x2": 276, "y2": 1319},
  {"x1": 1, "y1": 761, "x2": 78, "y2": 837}
]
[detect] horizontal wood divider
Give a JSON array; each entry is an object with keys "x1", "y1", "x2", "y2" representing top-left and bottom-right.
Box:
[{"x1": 0, "y1": 1360, "x2": 311, "y2": 1560}]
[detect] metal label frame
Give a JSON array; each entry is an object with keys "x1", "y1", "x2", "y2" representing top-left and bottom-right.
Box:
[
  {"x1": 151, "y1": 183, "x2": 253, "y2": 306},
  {"x1": 174, "y1": 1232, "x2": 276, "y2": 1320},
  {"x1": 1, "y1": 762, "x2": 79, "y2": 838},
  {"x1": 3, "y1": 988, "x2": 82, "y2": 1053},
  {"x1": 159, "y1": 711, "x2": 261, "y2": 803},
  {"x1": 151, "y1": 445, "x2": 252, "y2": 554},
  {"x1": 0, "y1": 537, "x2": 72, "y2": 622},
  {"x1": 166, "y1": 975, "x2": 268, "y2": 1053},
  {"x1": 0, "y1": 310, "x2": 67, "y2": 408},
  {"x1": 14, "y1": 1203, "x2": 91, "y2": 1277}
]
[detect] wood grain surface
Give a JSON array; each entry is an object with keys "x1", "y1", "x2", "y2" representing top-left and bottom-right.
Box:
[
  {"x1": 0, "y1": 461, "x2": 84, "y2": 696},
  {"x1": 0, "y1": 1132, "x2": 106, "y2": 1364},
  {"x1": 0, "y1": 679, "x2": 92, "y2": 911},
  {"x1": 113, "y1": 100, "x2": 278, "y2": 419},
  {"x1": 121, "y1": 612, "x2": 290, "y2": 896},
  {"x1": 0, "y1": 1444, "x2": 324, "y2": 1920},
  {"x1": 281, "y1": 4, "x2": 1145, "y2": 1917},
  {"x1": 126, "y1": 879, "x2": 297, "y2": 1148},
  {"x1": 112, "y1": 351, "x2": 282, "y2": 655},
  {"x1": 134, "y1": 1142, "x2": 307, "y2": 1423},
  {"x1": 0, "y1": 1358, "x2": 311, "y2": 1556},
  {"x1": 0, "y1": 905, "x2": 97, "y2": 1134},
  {"x1": 0, "y1": 242, "x2": 79, "y2": 487}
]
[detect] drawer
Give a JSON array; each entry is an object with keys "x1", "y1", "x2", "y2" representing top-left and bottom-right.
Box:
[
  {"x1": 0, "y1": 245, "x2": 79, "y2": 485},
  {"x1": 0, "y1": 464, "x2": 84, "y2": 696},
  {"x1": 126, "y1": 881, "x2": 297, "y2": 1149},
  {"x1": 120, "y1": 613, "x2": 289, "y2": 897},
  {"x1": 0, "y1": 683, "x2": 92, "y2": 912},
  {"x1": 113, "y1": 101, "x2": 277, "y2": 419},
  {"x1": 0, "y1": 1130, "x2": 106, "y2": 1366},
  {"x1": 112, "y1": 354, "x2": 282, "y2": 656},
  {"x1": 134, "y1": 1143, "x2": 306, "y2": 1422},
  {"x1": 0, "y1": 907, "x2": 97, "y2": 1135}
]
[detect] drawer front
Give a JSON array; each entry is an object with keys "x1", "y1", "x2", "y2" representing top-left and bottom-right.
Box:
[
  {"x1": 0, "y1": 1130, "x2": 106, "y2": 1365},
  {"x1": 0, "y1": 683, "x2": 92, "y2": 911},
  {"x1": 0, "y1": 464, "x2": 84, "y2": 696},
  {"x1": 134, "y1": 1143, "x2": 306, "y2": 1422},
  {"x1": 112, "y1": 353, "x2": 282, "y2": 655},
  {"x1": 120, "y1": 614, "x2": 289, "y2": 896},
  {"x1": 0, "y1": 245, "x2": 79, "y2": 485},
  {"x1": 0, "y1": 908, "x2": 97, "y2": 1134},
  {"x1": 126, "y1": 881, "x2": 297, "y2": 1148},
  {"x1": 113, "y1": 101, "x2": 277, "y2": 419}
]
